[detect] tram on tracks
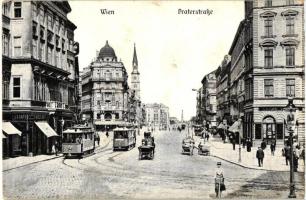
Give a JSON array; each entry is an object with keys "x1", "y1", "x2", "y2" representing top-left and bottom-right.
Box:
[
  {"x1": 113, "y1": 127, "x2": 136, "y2": 151},
  {"x1": 62, "y1": 125, "x2": 96, "y2": 158}
]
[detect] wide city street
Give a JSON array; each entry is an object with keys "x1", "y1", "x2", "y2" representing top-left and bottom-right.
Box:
[{"x1": 3, "y1": 129, "x2": 305, "y2": 199}]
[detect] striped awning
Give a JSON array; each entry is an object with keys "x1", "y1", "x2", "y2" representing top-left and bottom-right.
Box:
[
  {"x1": 2, "y1": 122, "x2": 22, "y2": 136},
  {"x1": 35, "y1": 122, "x2": 59, "y2": 138}
]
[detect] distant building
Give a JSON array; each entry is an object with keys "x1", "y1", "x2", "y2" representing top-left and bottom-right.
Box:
[
  {"x1": 81, "y1": 41, "x2": 129, "y2": 130},
  {"x1": 2, "y1": 1, "x2": 79, "y2": 157},
  {"x1": 145, "y1": 103, "x2": 170, "y2": 130},
  {"x1": 215, "y1": 56, "x2": 231, "y2": 125},
  {"x1": 201, "y1": 70, "x2": 217, "y2": 128}
]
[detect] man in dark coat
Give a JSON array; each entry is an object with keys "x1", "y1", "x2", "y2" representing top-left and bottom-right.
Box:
[
  {"x1": 256, "y1": 147, "x2": 264, "y2": 167},
  {"x1": 284, "y1": 145, "x2": 291, "y2": 165}
]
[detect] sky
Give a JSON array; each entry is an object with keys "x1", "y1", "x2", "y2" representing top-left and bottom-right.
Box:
[{"x1": 68, "y1": 1, "x2": 244, "y2": 121}]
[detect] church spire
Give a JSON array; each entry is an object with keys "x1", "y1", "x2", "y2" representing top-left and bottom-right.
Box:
[{"x1": 132, "y1": 43, "x2": 139, "y2": 73}]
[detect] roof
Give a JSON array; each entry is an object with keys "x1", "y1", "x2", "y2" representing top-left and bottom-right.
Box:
[{"x1": 98, "y1": 40, "x2": 117, "y2": 60}]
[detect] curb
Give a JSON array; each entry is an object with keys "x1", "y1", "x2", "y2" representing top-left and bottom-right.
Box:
[
  {"x1": 210, "y1": 154, "x2": 304, "y2": 173},
  {"x1": 3, "y1": 138, "x2": 112, "y2": 172},
  {"x1": 3, "y1": 155, "x2": 63, "y2": 172}
]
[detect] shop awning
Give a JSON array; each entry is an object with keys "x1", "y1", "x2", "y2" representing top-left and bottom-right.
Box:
[
  {"x1": 228, "y1": 121, "x2": 242, "y2": 135},
  {"x1": 2, "y1": 122, "x2": 22, "y2": 136},
  {"x1": 35, "y1": 122, "x2": 59, "y2": 138},
  {"x1": 217, "y1": 123, "x2": 226, "y2": 129}
]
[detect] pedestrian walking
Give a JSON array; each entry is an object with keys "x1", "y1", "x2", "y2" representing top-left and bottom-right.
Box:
[
  {"x1": 261, "y1": 140, "x2": 267, "y2": 150},
  {"x1": 51, "y1": 144, "x2": 56, "y2": 155},
  {"x1": 270, "y1": 140, "x2": 276, "y2": 156},
  {"x1": 283, "y1": 145, "x2": 291, "y2": 165},
  {"x1": 205, "y1": 131, "x2": 210, "y2": 141},
  {"x1": 246, "y1": 138, "x2": 252, "y2": 152},
  {"x1": 293, "y1": 145, "x2": 300, "y2": 172},
  {"x1": 97, "y1": 134, "x2": 100, "y2": 146},
  {"x1": 215, "y1": 162, "x2": 225, "y2": 198},
  {"x1": 300, "y1": 145, "x2": 305, "y2": 166},
  {"x1": 230, "y1": 133, "x2": 235, "y2": 150},
  {"x1": 54, "y1": 140, "x2": 58, "y2": 156},
  {"x1": 106, "y1": 131, "x2": 109, "y2": 138},
  {"x1": 256, "y1": 147, "x2": 264, "y2": 167}
]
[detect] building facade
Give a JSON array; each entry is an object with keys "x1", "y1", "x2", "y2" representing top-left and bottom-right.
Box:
[
  {"x1": 215, "y1": 56, "x2": 231, "y2": 125},
  {"x1": 228, "y1": 20, "x2": 246, "y2": 136},
  {"x1": 248, "y1": 0, "x2": 305, "y2": 144},
  {"x1": 2, "y1": 1, "x2": 79, "y2": 157},
  {"x1": 81, "y1": 41, "x2": 129, "y2": 130},
  {"x1": 145, "y1": 103, "x2": 170, "y2": 130},
  {"x1": 201, "y1": 70, "x2": 217, "y2": 128}
]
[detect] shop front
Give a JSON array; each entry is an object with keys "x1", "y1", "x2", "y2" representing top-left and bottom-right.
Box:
[{"x1": 2, "y1": 122, "x2": 22, "y2": 157}]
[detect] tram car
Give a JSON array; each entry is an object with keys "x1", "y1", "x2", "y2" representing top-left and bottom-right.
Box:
[
  {"x1": 62, "y1": 125, "x2": 95, "y2": 158},
  {"x1": 113, "y1": 127, "x2": 136, "y2": 151}
]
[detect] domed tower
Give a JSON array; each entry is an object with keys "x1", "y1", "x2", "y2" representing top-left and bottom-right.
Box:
[
  {"x1": 131, "y1": 43, "x2": 140, "y2": 100},
  {"x1": 98, "y1": 40, "x2": 117, "y2": 62}
]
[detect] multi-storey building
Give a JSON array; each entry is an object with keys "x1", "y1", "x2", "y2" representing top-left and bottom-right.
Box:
[
  {"x1": 216, "y1": 56, "x2": 231, "y2": 125},
  {"x1": 2, "y1": 1, "x2": 79, "y2": 157},
  {"x1": 246, "y1": 0, "x2": 305, "y2": 144},
  {"x1": 201, "y1": 70, "x2": 217, "y2": 128},
  {"x1": 81, "y1": 41, "x2": 129, "y2": 131},
  {"x1": 195, "y1": 87, "x2": 203, "y2": 124},
  {"x1": 228, "y1": 20, "x2": 246, "y2": 136},
  {"x1": 145, "y1": 103, "x2": 170, "y2": 130}
]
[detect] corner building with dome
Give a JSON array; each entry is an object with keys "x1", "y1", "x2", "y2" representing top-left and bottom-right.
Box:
[{"x1": 81, "y1": 41, "x2": 130, "y2": 130}]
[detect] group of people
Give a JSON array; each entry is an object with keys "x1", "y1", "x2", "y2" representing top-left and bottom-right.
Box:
[{"x1": 282, "y1": 142, "x2": 305, "y2": 172}]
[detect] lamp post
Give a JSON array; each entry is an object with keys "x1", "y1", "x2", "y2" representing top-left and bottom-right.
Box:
[{"x1": 284, "y1": 96, "x2": 296, "y2": 198}]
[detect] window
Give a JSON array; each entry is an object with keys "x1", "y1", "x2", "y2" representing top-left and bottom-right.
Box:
[
  {"x1": 13, "y1": 36, "x2": 22, "y2": 57},
  {"x1": 264, "y1": 49, "x2": 273, "y2": 68},
  {"x1": 2, "y1": 33, "x2": 9, "y2": 56},
  {"x1": 264, "y1": 18, "x2": 273, "y2": 37},
  {"x1": 47, "y1": 31, "x2": 53, "y2": 44},
  {"x1": 62, "y1": 39, "x2": 65, "y2": 51},
  {"x1": 286, "y1": 79, "x2": 295, "y2": 97},
  {"x1": 264, "y1": 79, "x2": 274, "y2": 97},
  {"x1": 286, "y1": 47, "x2": 295, "y2": 66},
  {"x1": 40, "y1": 26, "x2": 45, "y2": 41},
  {"x1": 32, "y1": 39, "x2": 37, "y2": 58},
  {"x1": 32, "y1": 3, "x2": 37, "y2": 19},
  {"x1": 47, "y1": 14, "x2": 53, "y2": 30},
  {"x1": 265, "y1": 0, "x2": 272, "y2": 7},
  {"x1": 286, "y1": 0, "x2": 294, "y2": 5},
  {"x1": 13, "y1": 77, "x2": 21, "y2": 98},
  {"x1": 39, "y1": 7, "x2": 44, "y2": 24},
  {"x1": 39, "y1": 42, "x2": 45, "y2": 61},
  {"x1": 286, "y1": 16, "x2": 294, "y2": 35},
  {"x1": 55, "y1": 19, "x2": 59, "y2": 33},
  {"x1": 33, "y1": 22, "x2": 38, "y2": 38},
  {"x1": 276, "y1": 124, "x2": 283, "y2": 139},
  {"x1": 2, "y1": 75, "x2": 10, "y2": 99},
  {"x1": 2, "y1": 2, "x2": 10, "y2": 17},
  {"x1": 255, "y1": 124, "x2": 262, "y2": 139},
  {"x1": 47, "y1": 46, "x2": 53, "y2": 64},
  {"x1": 14, "y1": 2, "x2": 22, "y2": 18}
]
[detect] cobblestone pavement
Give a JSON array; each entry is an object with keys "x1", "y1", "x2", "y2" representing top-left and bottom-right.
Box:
[{"x1": 3, "y1": 129, "x2": 305, "y2": 199}]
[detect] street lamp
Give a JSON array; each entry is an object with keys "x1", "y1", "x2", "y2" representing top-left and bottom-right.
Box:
[{"x1": 284, "y1": 96, "x2": 296, "y2": 198}]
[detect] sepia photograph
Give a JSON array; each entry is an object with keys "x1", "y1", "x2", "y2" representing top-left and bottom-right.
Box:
[{"x1": 1, "y1": 0, "x2": 305, "y2": 199}]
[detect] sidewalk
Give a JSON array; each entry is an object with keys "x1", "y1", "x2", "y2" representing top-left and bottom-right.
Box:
[
  {"x1": 196, "y1": 135, "x2": 305, "y2": 172},
  {"x1": 2, "y1": 132, "x2": 112, "y2": 172}
]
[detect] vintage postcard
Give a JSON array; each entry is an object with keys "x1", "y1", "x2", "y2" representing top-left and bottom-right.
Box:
[{"x1": 1, "y1": 0, "x2": 305, "y2": 199}]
